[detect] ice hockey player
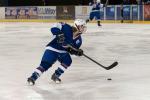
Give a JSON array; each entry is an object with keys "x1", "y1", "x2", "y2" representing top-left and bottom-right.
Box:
[
  {"x1": 86, "y1": 0, "x2": 106, "y2": 26},
  {"x1": 27, "y1": 19, "x2": 87, "y2": 85}
]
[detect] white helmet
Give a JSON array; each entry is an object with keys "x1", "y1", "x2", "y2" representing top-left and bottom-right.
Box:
[{"x1": 74, "y1": 19, "x2": 87, "y2": 33}]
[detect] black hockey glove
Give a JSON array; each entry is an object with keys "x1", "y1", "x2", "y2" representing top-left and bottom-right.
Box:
[
  {"x1": 56, "y1": 33, "x2": 65, "y2": 43},
  {"x1": 66, "y1": 47, "x2": 83, "y2": 56},
  {"x1": 75, "y1": 49, "x2": 84, "y2": 56}
]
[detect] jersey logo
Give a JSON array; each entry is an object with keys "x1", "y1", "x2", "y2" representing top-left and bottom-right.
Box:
[{"x1": 76, "y1": 40, "x2": 80, "y2": 44}]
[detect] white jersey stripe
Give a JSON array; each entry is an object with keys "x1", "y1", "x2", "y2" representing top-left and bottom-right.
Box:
[{"x1": 45, "y1": 46, "x2": 67, "y2": 53}]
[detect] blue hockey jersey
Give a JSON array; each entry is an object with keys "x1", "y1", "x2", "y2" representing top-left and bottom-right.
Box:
[
  {"x1": 46, "y1": 22, "x2": 82, "y2": 53},
  {"x1": 89, "y1": 2, "x2": 104, "y2": 12}
]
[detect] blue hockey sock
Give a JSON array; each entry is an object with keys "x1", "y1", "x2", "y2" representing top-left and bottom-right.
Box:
[
  {"x1": 31, "y1": 72, "x2": 40, "y2": 81},
  {"x1": 30, "y1": 66, "x2": 45, "y2": 81},
  {"x1": 55, "y1": 67, "x2": 65, "y2": 77}
]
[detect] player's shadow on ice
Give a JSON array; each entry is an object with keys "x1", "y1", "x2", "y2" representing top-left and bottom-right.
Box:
[
  {"x1": 32, "y1": 87, "x2": 60, "y2": 100},
  {"x1": 32, "y1": 86, "x2": 74, "y2": 100}
]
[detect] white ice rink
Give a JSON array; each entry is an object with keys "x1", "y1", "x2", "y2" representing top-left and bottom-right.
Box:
[{"x1": 0, "y1": 22, "x2": 150, "y2": 100}]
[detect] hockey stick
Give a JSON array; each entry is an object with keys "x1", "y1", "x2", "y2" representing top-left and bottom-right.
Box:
[
  {"x1": 104, "y1": 0, "x2": 109, "y2": 7},
  {"x1": 83, "y1": 53, "x2": 118, "y2": 70},
  {"x1": 105, "y1": 0, "x2": 109, "y2": 5}
]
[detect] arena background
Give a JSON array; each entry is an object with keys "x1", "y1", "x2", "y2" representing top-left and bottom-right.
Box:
[{"x1": 0, "y1": 0, "x2": 150, "y2": 23}]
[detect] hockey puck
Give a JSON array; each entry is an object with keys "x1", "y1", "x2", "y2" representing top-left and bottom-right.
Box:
[{"x1": 107, "y1": 78, "x2": 112, "y2": 80}]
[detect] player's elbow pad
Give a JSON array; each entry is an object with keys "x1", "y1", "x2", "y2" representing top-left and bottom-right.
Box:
[{"x1": 51, "y1": 27, "x2": 61, "y2": 35}]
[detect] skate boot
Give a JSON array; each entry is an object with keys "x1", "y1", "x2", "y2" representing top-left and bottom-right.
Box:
[
  {"x1": 97, "y1": 21, "x2": 102, "y2": 27},
  {"x1": 51, "y1": 73, "x2": 61, "y2": 84},
  {"x1": 86, "y1": 19, "x2": 89, "y2": 23},
  {"x1": 27, "y1": 77, "x2": 35, "y2": 85},
  {"x1": 27, "y1": 72, "x2": 40, "y2": 85}
]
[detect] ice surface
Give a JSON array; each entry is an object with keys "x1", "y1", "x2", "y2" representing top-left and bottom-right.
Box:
[{"x1": 0, "y1": 22, "x2": 150, "y2": 100}]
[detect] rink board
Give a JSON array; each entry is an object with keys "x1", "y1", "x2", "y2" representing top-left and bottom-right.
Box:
[{"x1": 0, "y1": 19, "x2": 150, "y2": 24}]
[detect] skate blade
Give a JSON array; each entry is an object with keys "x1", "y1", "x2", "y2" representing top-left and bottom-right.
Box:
[{"x1": 50, "y1": 80, "x2": 61, "y2": 84}]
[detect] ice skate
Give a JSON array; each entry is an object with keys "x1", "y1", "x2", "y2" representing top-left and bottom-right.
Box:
[
  {"x1": 98, "y1": 23, "x2": 102, "y2": 27},
  {"x1": 27, "y1": 72, "x2": 40, "y2": 85},
  {"x1": 98, "y1": 21, "x2": 102, "y2": 27},
  {"x1": 51, "y1": 73, "x2": 61, "y2": 84},
  {"x1": 27, "y1": 77, "x2": 35, "y2": 85}
]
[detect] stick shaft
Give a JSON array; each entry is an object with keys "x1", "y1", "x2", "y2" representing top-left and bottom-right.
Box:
[
  {"x1": 83, "y1": 54, "x2": 106, "y2": 69},
  {"x1": 83, "y1": 53, "x2": 118, "y2": 70},
  {"x1": 105, "y1": 0, "x2": 109, "y2": 5}
]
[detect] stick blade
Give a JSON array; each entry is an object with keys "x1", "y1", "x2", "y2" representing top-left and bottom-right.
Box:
[{"x1": 105, "y1": 61, "x2": 118, "y2": 70}]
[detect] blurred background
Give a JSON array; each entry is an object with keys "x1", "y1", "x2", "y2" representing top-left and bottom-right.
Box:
[
  {"x1": 0, "y1": 0, "x2": 150, "y2": 6},
  {"x1": 0, "y1": 0, "x2": 150, "y2": 22}
]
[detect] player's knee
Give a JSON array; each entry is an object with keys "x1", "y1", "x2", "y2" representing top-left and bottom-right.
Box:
[
  {"x1": 62, "y1": 59, "x2": 72, "y2": 68},
  {"x1": 61, "y1": 63, "x2": 70, "y2": 69},
  {"x1": 68, "y1": 59, "x2": 72, "y2": 66},
  {"x1": 97, "y1": 17, "x2": 100, "y2": 20},
  {"x1": 40, "y1": 61, "x2": 52, "y2": 71}
]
